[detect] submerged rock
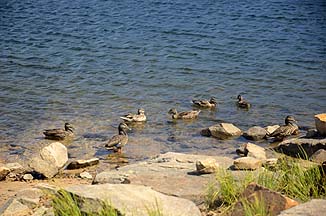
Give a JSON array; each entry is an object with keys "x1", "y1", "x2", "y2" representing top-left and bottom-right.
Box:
[
  {"x1": 65, "y1": 183, "x2": 201, "y2": 216},
  {"x1": 243, "y1": 126, "x2": 267, "y2": 141},
  {"x1": 202, "y1": 123, "x2": 242, "y2": 140}
]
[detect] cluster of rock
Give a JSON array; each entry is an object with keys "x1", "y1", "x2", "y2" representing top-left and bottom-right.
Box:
[{"x1": 1, "y1": 113, "x2": 326, "y2": 215}]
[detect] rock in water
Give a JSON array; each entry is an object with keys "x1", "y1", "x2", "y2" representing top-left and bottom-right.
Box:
[
  {"x1": 315, "y1": 113, "x2": 326, "y2": 136},
  {"x1": 65, "y1": 184, "x2": 201, "y2": 216},
  {"x1": 203, "y1": 123, "x2": 242, "y2": 140},
  {"x1": 243, "y1": 126, "x2": 267, "y2": 141}
]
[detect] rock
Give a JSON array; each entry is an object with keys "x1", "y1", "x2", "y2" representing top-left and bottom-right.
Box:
[
  {"x1": 305, "y1": 129, "x2": 319, "y2": 138},
  {"x1": 79, "y1": 171, "x2": 93, "y2": 180},
  {"x1": 315, "y1": 113, "x2": 326, "y2": 136},
  {"x1": 0, "y1": 167, "x2": 10, "y2": 181},
  {"x1": 23, "y1": 173, "x2": 34, "y2": 181},
  {"x1": 236, "y1": 143, "x2": 267, "y2": 160},
  {"x1": 274, "y1": 138, "x2": 326, "y2": 158},
  {"x1": 28, "y1": 142, "x2": 68, "y2": 178},
  {"x1": 4, "y1": 162, "x2": 26, "y2": 180},
  {"x1": 263, "y1": 158, "x2": 278, "y2": 169},
  {"x1": 15, "y1": 188, "x2": 43, "y2": 209},
  {"x1": 231, "y1": 183, "x2": 299, "y2": 216},
  {"x1": 65, "y1": 183, "x2": 201, "y2": 216},
  {"x1": 66, "y1": 158, "x2": 99, "y2": 170},
  {"x1": 233, "y1": 157, "x2": 262, "y2": 170},
  {"x1": 203, "y1": 123, "x2": 242, "y2": 140},
  {"x1": 94, "y1": 152, "x2": 234, "y2": 204},
  {"x1": 0, "y1": 198, "x2": 31, "y2": 216},
  {"x1": 278, "y1": 199, "x2": 326, "y2": 216},
  {"x1": 265, "y1": 125, "x2": 280, "y2": 135},
  {"x1": 310, "y1": 149, "x2": 326, "y2": 163},
  {"x1": 40, "y1": 142, "x2": 68, "y2": 168},
  {"x1": 243, "y1": 126, "x2": 267, "y2": 141},
  {"x1": 195, "y1": 158, "x2": 219, "y2": 174}
]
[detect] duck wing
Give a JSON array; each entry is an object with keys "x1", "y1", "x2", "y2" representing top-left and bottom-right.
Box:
[
  {"x1": 192, "y1": 100, "x2": 210, "y2": 107},
  {"x1": 269, "y1": 125, "x2": 298, "y2": 139},
  {"x1": 43, "y1": 128, "x2": 66, "y2": 140},
  {"x1": 105, "y1": 134, "x2": 128, "y2": 149},
  {"x1": 179, "y1": 110, "x2": 201, "y2": 119}
]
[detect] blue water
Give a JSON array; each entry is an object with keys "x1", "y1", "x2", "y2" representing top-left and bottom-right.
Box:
[{"x1": 0, "y1": 0, "x2": 325, "y2": 162}]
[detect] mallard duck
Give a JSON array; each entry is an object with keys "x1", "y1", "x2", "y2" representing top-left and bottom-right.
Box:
[
  {"x1": 43, "y1": 123, "x2": 75, "y2": 140},
  {"x1": 168, "y1": 108, "x2": 201, "y2": 119},
  {"x1": 105, "y1": 123, "x2": 131, "y2": 153},
  {"x1": 192, "y1": 97, "x2": 217, "y2": 108},
  {"x1": 120, "y1": 108, "x2": 147, "y2": 122},
  {"x1": 268, "y1": 116, "x2": 299, "y2": 141},
  {"x1": 237, "y1": 95, "x2": 251, "y2": 109}
]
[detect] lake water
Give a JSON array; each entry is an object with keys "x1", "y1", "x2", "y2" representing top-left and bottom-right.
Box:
[{"x1": 0, "y1": 0, "x2": 325, "y2": 163}]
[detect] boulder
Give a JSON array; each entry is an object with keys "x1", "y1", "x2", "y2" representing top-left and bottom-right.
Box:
[
  {"x1": 195, "y1": 158, "x2": 219, "y2": 174},
  {"x1": 94, "y1": 152, "x2": 234, "y2": 204},
  {"x1": 236, "y1": 143, "x2": 267, "y2": 160},
  {"x1": 315, "y1": 113, "x2": 326, "y2": 136},
  {"x1": 274, "y1": 138, "x2": 326, "y2": 158},
  {"x1": 231, "y1": 183, "x2": 299, "y2": 216},
  {"x1": 265, "y1": 125, "x2": 280, "y2": 135},
  {"x1": 243, "y1": 126, "x2": 267, "y2": 141},
  {"x1": 203, "y1": 123, "x2": 242, "y2": 140},
  {"x1": 15, "y1": 188, "x2": 43, "y2": 209},
  {"x1": 310, "y1": 149, "x2": 326, "y2": 163},
  {"x1": 0, "y1": 198, "x2": 31, "y2": 216},
  {"x1": 28, "y1": 142, "x2": 68, "y2": 178},
  {"x1": 4, "y1": 162, "x2": 26, "y2": 181},
  {"x1": 65, "y1": 184, "x2": 201, "y2": 216},
  {"x1": 278, "y1": 199, "x2": 326, "y2": 216},
  {"x1": 233, "y1": 157, "x2": 262, "y2": 170},
  {"x1": 66, "y1": 158, "x2": 99, "y2": 170},
  {"x1": 0, "y1": 167, "x2": 10, "y2": 181}
]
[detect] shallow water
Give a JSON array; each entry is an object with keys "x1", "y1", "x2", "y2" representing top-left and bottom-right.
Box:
[{"x1": 0, "y1": 0, "x2": 325, "y2": 163}]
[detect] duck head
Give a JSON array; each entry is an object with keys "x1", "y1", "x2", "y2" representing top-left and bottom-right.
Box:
[
  {"x1": 209, "y1": 97, "x2": 217, "y2": 105},
  {"x1": 118, "y1": 122, "x2": 131, "y2": 135},
  {"x1": 64, "y1": 123, "x2": 74, "y2": 132},
  {"x1": 137, "y1": 108, "x2": 145, "y2": 115},
  {"x1": 168, "y1": 108, "x2": 178, "y2": 115},
  {"x1": 237, "y1": 95, "x2": 243, "y2": 101},
  {"x1": 285, "y1": 116, "x2": 297, "y2": 125}
]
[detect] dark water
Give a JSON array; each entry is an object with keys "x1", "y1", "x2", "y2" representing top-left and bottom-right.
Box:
[{"x1": 1, "y1": 0, "x2": 325, "y2": 162}]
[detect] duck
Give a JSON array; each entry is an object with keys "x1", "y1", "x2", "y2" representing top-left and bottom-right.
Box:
[
  {"x1": 192, "y1": 97, "x2": 217, "y2": 108},
  {"x1": 268, "y1": 115, "x2": 299, "y2": 141},
  {"x1": 120, "y1": 108, "x2": 147, "y2": 122},
  {"x1": 43, "y1": 122, "x2": 75, "y2": 141},
  {"x1": 168, "y1": 108, "x2": 201, "y2": 120},
  {"x1": 237, "y1": 95, "x2": 251, "y2": 109},
  {"x1": 105, "y1": 122, "x2": 131, "y2": 153}
]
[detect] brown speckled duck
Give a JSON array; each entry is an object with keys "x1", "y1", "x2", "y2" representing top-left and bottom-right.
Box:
[
  {"x1": 105, "y1": 123, "x2": 131, "y2": 153},
  {"x1": 268, "y1": 116, "x2": 299, "y2": 141},
  {"x1": 43, "y1": 123, "x2": 74, "y2": 141},
  {"x1": 192, "y1": 97, "x2": 217, "y2": 108},
  {"x1": 168, "y1": 108, "x2": 201, "y2": 120},
  {"x1": 120, "y1": 108, "x2": 147, "y2": 122},
  {"x1": 237, "y1": 95, "x2": 251, "y2": 109}
]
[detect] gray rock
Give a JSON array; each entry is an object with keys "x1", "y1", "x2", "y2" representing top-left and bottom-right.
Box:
[
  {"x1": 28, "y1": 142, "x2": 68, "y2": 178},
  {"x1": 236, "y1": 143, "x2": 267, "y2": 160},
  {"x1": 195, "y1": 158, "x2": 219, "y2": 174},
  {"x1": 79, "y1": 171, "x2": 93, "y2": 180},
  {"x1": 203, "y1": 123, "x2": 242, "y2": 140},
  {"x1": 94, "y1": 152, "x2": 234, "y2": 204},
  {"x1": 4, "y1": 162, "x2": 26, "y2": 180},
  {"x1": 23, "y1": 173, "x2": 34, "y2": 181},
  {"x1": 278, "y1": 199, "x2": 326, "y2": 216},
  {"x1": 243, "y1": 126, "x2": 267, "y2": 141},
  {"x1": 310, "y1": 149, "x2": 326, "y2": 163},
  {"x1": 65, "y1": 183, "x2": 201, "y2": 216},
  {"x1": 265, "y1": 125, "x2": 280, "y2": 135},
  {"x1": 0, "y1": 167, "x2": 10, "y2": 181},
  {"x1": 66, "y1": 158, "x2": 99, "y2": 170},
  {"x1": 0, "y1": 198, "x2": 31, "y2": 216},
  {"x1": 233, "y1": 157, "x2": 262, "y2": 170},
  {"x1": 263, "y1": 158, "x2": 278, "y2": 169},
  {"x1": 15, "y1": 188, "x2": 43, "y2": 209},
  {"x1": 274, "y1": 138, "x2": 326, "y2": 158},
  {"x1": 315, "y1": 113, "x2": 326, "y2": 136}
]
